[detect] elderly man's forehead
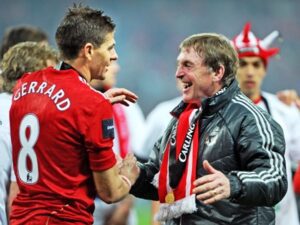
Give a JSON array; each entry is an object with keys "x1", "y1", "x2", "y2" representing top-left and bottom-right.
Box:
[{"x1": 177, "y1": 47, "x2": 200, "y2": 61}]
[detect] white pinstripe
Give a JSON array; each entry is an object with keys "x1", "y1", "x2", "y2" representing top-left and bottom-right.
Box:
[{"x1": 232, "y1": 94, "x2": 284, "y2": 183}]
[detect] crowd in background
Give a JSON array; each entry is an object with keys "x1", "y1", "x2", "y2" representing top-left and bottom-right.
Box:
[{"x1": 1, "y1": 0, "x2": 299, "y2": 115}]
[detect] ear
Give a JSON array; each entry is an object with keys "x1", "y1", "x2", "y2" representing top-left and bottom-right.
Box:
[
  {"x1": 212, "y1": 64, "x2": 225, "y2": 82},
  {"x1": 82, "y1": 43, "x2": 94, "y2": 60}
]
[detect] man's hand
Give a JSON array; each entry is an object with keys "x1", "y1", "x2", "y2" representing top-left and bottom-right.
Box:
[
  {"x1": 192, "y1": 160, "x2": 230, "y2": 204},
  {"x1": 277, "y1": 89, "x2": 300, "y2": 110},
  {"x1": 119, "y1": 153, "x2": 140, "y2": 185},
  {"x1": 104, "y1": 88, "x2": 138, "y2": 106}
]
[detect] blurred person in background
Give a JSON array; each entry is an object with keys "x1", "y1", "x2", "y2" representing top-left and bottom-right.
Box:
[
  {"x1": 0, "y1": 25, "x2": 49, "y2": 92},
  {"x1": 277, "y1": 89, "x2": 300, "y2": 110},
  {"x1": 0, "y1": 25, "x2": 48, "y2": 60},
  {"x1": 277, "y1": 81, "x2": 300, "y2": 220},
  {"x1": 130, "y1": 33, "x2": 287, "y2": 224},
  {"x1": 232, "y1": 22, "x2": 300, "y2": 225},
  {"x1": 0, "y1": 41, "x2": 58, "y2": 225},
  {"x1": 9, "y1": 5, "x2": 139, "y2": 225},
  {"x1": 0, "y1": 24, "x2": 51, "y2": 223},
  {"x1": 91, "y1": 61, "x2": 145, "y2": 225}
]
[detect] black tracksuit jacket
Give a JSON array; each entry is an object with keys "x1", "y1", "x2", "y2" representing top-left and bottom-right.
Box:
[{"x1": 131, "y1": 80, "x2": 287, "y2": 225}]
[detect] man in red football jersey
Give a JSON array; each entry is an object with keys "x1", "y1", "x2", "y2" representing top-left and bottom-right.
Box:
[{"x1": 9, "y1": 4, "x2": 139, "y2": 225}]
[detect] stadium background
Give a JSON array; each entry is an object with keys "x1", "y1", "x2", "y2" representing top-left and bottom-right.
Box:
[{"x1": 1, "y1": 0, "x2": 299, "y2": 224}]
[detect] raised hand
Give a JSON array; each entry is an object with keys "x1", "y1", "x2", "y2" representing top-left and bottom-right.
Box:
[
  {"x1": 192, "y1": 160, "x2": 230, "y2": 204},
  {"x1": 104, "y1": 88, "x2": 138, "y2": 106}
]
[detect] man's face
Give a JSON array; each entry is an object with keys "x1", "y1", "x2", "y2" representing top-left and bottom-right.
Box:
[
  {"x1": 90, "y1": 61, "x2": 120, "y2": 90},
  {"x1": 90, "y1": 32, "x2": 118, "y2": 80},
  {"x1": 236, "y1": 57, "x2": 266, "y2": 98},
  {"x1": 175, "y1": 47, "x2": 215, "y2": 105}
]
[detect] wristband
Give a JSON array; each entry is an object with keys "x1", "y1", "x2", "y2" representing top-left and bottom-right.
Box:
[{"x1": 120, "y1": 175, "x2": 132, "y2": 188}]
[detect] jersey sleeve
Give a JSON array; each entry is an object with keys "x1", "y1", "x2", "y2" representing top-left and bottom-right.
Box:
[{"x1": 84, "y1": 98, "x2": 117, "y2": 172}]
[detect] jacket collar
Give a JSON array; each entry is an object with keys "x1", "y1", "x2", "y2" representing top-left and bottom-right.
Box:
[{"x1": 171, "y1": 79, "x2": 239, "y2": 117}]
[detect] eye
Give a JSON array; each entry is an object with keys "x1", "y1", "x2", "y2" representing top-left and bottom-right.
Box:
[
  {"x1": 239, "y1": 61, "x2": 247, "y2": 67},
  {"x1": 253, "y1": 61, "x2": 263, "y2": 68},
  {"x1": 108, "y1": 44, "x2": 115, "y2": 51},
  {"x1": 183, "y1": 61, "x2": 193, "y2": 68}
]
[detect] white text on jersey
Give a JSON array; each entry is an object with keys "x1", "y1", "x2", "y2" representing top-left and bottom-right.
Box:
[{"x1": 13, "y1": 81, "x2": 71, "y2": 111}]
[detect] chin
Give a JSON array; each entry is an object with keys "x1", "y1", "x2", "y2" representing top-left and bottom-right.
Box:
[
  {"x1": 183, "y1": 96, "x2": 201, "y2": 105},
  {"x1": 95, "y1": 74, "x2": 105, "y2": 80},
  {"x1": 182, "y1": 95, "x2": 190, "y2": 103},
  {"x1": 243, "y1": 90, "x2": 254, "y2": 97}
]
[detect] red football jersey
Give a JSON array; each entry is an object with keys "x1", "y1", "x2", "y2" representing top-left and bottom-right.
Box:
[{"x1": 10, "y1": 66, "x2": 117, "y2": 224}]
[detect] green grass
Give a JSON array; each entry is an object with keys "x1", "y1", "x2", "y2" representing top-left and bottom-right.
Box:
[{"x1": 135, "y1": 199, "x2": 151, "y2": 225}]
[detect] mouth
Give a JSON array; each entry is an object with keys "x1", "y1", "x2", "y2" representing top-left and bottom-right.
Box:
[
  {"x1": 182, "y1": 81, "x2": 192, "y2": 91},
  {"x1": 244, "y1": 81, "x2": 255, "y2": 88}
]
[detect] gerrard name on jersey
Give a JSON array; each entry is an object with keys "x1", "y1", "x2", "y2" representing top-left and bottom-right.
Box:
[{"x1": 13, "y1": 81, "x2": 71, "y2": 111}]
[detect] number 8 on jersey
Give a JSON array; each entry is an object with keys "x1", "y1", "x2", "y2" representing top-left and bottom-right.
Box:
[{"x1": 18, "y1": 114, "x2": 40, "y2": 184}]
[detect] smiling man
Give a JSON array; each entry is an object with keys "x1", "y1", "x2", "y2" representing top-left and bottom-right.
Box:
[
  {"x1": 233, "y1": 22, "x2": 300, "y2": 225},
  {"x1": 130, "y1": 33, "x2": 287, "y2": 225}
]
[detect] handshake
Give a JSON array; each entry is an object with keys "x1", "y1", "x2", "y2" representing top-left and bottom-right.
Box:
[{"x1": 117, "y1": 153, "x2": 140, "y2": 188}]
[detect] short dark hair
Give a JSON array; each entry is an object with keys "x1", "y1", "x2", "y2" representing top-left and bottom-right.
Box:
[
  {"x1": 180, "y1": 33, "x2": 239, "y2": 87},
  {"x1": 55, "y1": 4, "x2": 115, "y2": 60},
  {"x1": 0, "y1": 25, "x2": 48, "y2": 59}
]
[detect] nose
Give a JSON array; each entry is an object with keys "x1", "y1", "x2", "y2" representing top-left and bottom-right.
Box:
[
  {"x1": 111, "y1": 48, "x2": 118, "y2": 61},
  {"x1": 175, "y1": 66, "x2": 184, "y2": 79},
  {"x1": 244, "y1": 65, "x2": 255, "y2": 77}
]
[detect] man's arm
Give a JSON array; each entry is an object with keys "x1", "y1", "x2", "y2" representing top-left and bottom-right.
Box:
[
  {"x1": 7, "y1": 181, "x2": 19, "y2": 217},
  {"x1": 193, "y1": 110, "x2": 287, "y2": 207},
  {"x1": 229, "y1": 112, "x2": 287, "y2": 206},
  {"x1": 93, "y1": 153, "x2": 139, "y2": 204}
]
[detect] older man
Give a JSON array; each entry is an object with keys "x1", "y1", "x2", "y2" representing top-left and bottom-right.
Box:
[{"x1": 130, "y1": 33, "x2": 287, "y2": 225}]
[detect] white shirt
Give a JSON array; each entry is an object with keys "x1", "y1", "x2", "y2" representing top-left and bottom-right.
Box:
[
  {"x1": 141, "y1": 96, "x2": 182, "y2": 159},
  {"x1": 114, "y1": 102, "x2": 146, "y2": 158},
  {"x1": 0, "y1": 93, "x2": 15, "y2": 225},
  {"x1": 260, "y1": 92, "x2": 300, "y2": 225}
]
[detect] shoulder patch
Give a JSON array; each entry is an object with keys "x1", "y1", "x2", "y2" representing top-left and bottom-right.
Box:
[{"x1": 102, "y1": 119, "x2": 115, "y2": 139}]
